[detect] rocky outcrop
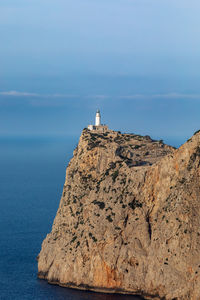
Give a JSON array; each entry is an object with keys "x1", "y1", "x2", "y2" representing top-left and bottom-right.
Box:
[{"x1": 38, "y1": 129, "x2": 200, "y2": 300}]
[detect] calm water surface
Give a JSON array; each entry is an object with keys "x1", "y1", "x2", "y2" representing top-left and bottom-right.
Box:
[{"x1": 0, "y1": 136, "x2": 143, "y2": 300}]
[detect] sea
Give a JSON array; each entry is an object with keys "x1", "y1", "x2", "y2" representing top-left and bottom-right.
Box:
[{"x1": 0, "y1": 136, "x2": 144, "y2": 300}]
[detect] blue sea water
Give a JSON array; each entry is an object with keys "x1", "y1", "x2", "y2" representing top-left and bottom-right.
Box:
[{"x1": 0, "y1": 136, "x2": 143, "y2": 300}]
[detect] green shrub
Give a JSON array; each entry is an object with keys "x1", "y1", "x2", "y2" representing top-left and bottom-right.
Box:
[
  {"x1": 112, "y1": 170, "x2": 119, "y2": 182},
  {"x1": 92, "y1": 200, "x2": 105, "y2": 209},
  {"x1": 106, "y1": 215, "x2": 113, "y2": 222},
  {"x1": 76, "y1": 241, "x2": 80, "y2": 248},
  {"x1": 89, "y1": 232, "x2": 97, "y2": 242},
  {"x1": 128, "y1": 199, "x2": 142, "y2": 210},
  {"x1": 194, "y1": 129, "x2": 200, "y2": 135},
  {"x1": 115, "y1": 226, "x2": 121, "y2": 230},
  {"x1": 91, "y1": 135, "x2": 97, "y2": 141},
  {"x1": 71, "y1": 236, "x2": 77, "y2": 243},
  {"x1": 92, "y1": 236, "x2": 97, "y2": 242},
  {"x1": 105, "y1": 169, "x2": 109, "y2": 176}
]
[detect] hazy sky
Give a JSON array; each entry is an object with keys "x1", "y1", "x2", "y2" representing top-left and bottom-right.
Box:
[{"x1": 1, "y1": 0, "x2": 200, "y2": 145}]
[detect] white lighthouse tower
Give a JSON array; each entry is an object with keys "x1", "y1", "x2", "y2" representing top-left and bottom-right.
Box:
[
  {"x1": 95, "y1": 109, "x2": 101, "y2": 126},
  {"x1": 87, "y1": 109, "x2": 108, "y2": 133}
]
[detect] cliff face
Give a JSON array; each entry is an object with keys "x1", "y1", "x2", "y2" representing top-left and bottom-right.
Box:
[{"x1": 38, "y1": 129, "x2": 200, "y2": 300}]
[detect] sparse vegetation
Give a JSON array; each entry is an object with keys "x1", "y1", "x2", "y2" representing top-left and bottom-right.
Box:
[
  {"x1": 105, "y1": 169, "x2": 109, "y2": 176},
  {"x1": 92, "y1": 200, "x2": 105, "y2": 209},
  {"x1": 106, "y1": 215, "x2": 113, "y2": 222},
  {"x1": 194, "y1": 129, "x2": 200, "y2": 135},
  {"x1": 112, "y1": 170, "x2": 119, "y2": 182},
  {"x1": 76, "y1": 241, "x2": 80, "y2": 248},
  {"x1": 89, "y1": 232, "x2": 97, "y2": 242},
  {"x1": 109, "y1": 162, "x2": 116, "y2": 169},
  {"x1": 115, "y1": 226, "x2": 121, "y2": 230},
  {"x1": 128, "y1": 198, "x2": 142, "y2": 210},
  {"x1": 71, "y1": 236, "x2": 77, "y2": 243}
]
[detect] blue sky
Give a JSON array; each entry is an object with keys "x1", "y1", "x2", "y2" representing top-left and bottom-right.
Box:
[{"x1": 1, "y1": 0, "x2": 200, "y2": 146}]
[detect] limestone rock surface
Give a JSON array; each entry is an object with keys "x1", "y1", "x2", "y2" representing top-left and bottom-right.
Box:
[{"x1": 38, "y1": 129, "x2": 200, "y2": 300}]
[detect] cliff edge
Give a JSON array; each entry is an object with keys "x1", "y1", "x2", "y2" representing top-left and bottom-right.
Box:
[{"x1": 38, "y1": 129, "x2": 200, "y2": 300}]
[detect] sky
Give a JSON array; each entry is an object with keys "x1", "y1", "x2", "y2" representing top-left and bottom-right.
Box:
[{"x1": 1, "y1": 0, "x2": 200, "y2": 146}]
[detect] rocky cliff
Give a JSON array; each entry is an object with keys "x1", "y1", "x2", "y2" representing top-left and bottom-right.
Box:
[{"x1": 38, "y1": 129, "x2": 200, "y2": 300}]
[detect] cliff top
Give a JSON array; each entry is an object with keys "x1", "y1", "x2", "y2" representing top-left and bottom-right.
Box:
[{"x1": 78, "y1": 128, "x2": 175, "y2": 168}]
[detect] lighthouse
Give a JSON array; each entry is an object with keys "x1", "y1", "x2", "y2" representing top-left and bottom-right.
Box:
[
  {"x1": 95, "y1": 109, "x2": 101, "y2": 126},
  {"x1": 87, "y1": 109, "x2": 109, "y2": 133}
]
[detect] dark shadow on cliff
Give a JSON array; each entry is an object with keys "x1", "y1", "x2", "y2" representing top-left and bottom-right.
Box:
[{"x1": 38, "y1": 279, "x2": 144, "y2": 300}]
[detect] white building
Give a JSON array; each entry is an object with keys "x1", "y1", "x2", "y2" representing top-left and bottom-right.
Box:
[
  {"x1": 95, "y1": 109, "x2": 101, "y2": 126},
  {"x1": 88, "y1": 110, "x2": 109, "y2": 133}
]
